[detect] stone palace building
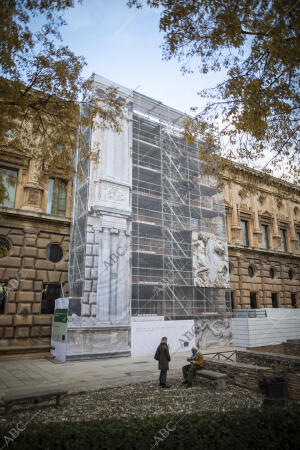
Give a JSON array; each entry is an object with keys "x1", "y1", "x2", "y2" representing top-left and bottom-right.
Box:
[
  {"x1": 0, "y1": 75, "x2": 299, "y2": 356},
  {"x1": 223, "y1": 166, "x2": 300, "y2": 311}
]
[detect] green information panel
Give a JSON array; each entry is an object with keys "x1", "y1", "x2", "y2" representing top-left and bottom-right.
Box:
[
  {"x1": 52, "y1": 308, "x2": 67, "y2": 343},
  {"x1": 54, "y1": 309, "x2": 68, "y2": 323}
]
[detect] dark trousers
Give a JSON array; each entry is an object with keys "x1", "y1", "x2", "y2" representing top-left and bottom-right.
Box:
[
  {"x1": 159, "y1": 370, "x2": 167, "y2": 386},
  {"x1": 182, "y1": 364, "x2": 202, "y2": 384}
]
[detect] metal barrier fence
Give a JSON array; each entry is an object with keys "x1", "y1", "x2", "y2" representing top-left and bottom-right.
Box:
[
  {"x1": 202, "y1": 350, "x2": 237, "y2": 362},
  {"x1": 232, "y1": 309, "x2": 267, "y2": 318}
]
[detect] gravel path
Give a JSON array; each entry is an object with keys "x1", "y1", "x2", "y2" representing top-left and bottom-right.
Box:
[{"x1": 0, "y1": 377, "x2": 262, "y2": 427}]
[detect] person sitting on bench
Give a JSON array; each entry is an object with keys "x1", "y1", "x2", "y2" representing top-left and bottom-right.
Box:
[{"x1": 182, "y1": 346, "x2": 203, "y2": 387}]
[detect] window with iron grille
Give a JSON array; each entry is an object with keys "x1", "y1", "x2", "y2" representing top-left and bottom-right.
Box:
[
  {"x1": 272, "y1": 293, "x2": 278, "y2": 308},
  {"x1": 250, "y1": 292, "x2": 257, "y2": 309},
  {"x1": 41, "y1": 284, "x2": 61, "y2": 314}
]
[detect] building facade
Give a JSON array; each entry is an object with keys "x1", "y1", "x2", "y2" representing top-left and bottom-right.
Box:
[
  {"x1": 0, "y1": 76, "x2": 299, "y2": 356},
  {"x1": 0, "y1": 148, "x2": 72, "y2": 355},
  {"x1": 224, "y1": 167, "x2": 300, "y2": 310},
  {"x1": 67, "y1": 75, "x2": 229, "y2": 359}
]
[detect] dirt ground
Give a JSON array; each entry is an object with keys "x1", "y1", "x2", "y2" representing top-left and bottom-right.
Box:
[{"x1": 0, "y1": 376, "x2": 262, "y2": 427}]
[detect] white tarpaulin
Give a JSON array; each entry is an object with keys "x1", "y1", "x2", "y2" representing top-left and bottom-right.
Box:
[{"x1": 131, "y1": 319, "x2": 195, "y2": 357}]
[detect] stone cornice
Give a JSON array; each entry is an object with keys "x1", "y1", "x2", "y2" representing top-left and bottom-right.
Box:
[
  {"x1": 228, "y1": 243, "x2": 300, "y2": 259},
  {"x1": 0, "y1": 206, "x2": 71, "y2": 225},
  {"x1": 0, "y1": 150, "x2": 29, "y2": 168},
  {"x1": 222, "y1": 158, "x2": 300, "y2": 196}
]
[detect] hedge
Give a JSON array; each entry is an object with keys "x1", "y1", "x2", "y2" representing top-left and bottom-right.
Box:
[{"x1": 1, "y1": 406, "x2": 300, "y2": 450}]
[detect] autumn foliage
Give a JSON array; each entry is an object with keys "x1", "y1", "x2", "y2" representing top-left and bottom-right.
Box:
[
  {"x1": 0, "y1": 0, "x2": 123, "y2": 204},
  {"x1": 129, "y1": 0, "x2": 300, "y2": 187}
]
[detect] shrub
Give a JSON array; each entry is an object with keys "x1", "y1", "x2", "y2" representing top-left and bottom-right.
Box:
[{"x1": 1, "y1": 406, "x2": 299, "y2": 449}]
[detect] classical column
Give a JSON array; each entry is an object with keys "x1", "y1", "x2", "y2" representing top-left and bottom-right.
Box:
[
  {"x1": 109, "y1": 228, "x2": 119, "y2": 323},
  {"x1": 97, "y1": 227, "x2": 111, "y2": 323},
  {"x1": 116, "y1": 230, "x2": 129, "y2": 324}
]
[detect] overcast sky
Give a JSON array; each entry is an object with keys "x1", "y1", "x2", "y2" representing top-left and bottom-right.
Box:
[{"x1": 60, "y1": 0, "x2": 225, "y2": 115}]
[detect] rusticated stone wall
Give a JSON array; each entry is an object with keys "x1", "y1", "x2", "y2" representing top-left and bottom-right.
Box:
[
  {"x1": 228, "y1": 249, "x2": 300, "y2": 309},
  {"x1": 0, "y1": 213, "x2": 70, "y2": 354}
]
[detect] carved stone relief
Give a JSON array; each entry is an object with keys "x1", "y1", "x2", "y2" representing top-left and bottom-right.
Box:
[
  {"x1": 27, "y1": 187, "x2": 41, "y2": 206},
  {"x1": 192, "y1": 231, "x2": 229, "y2": 288},
  {"x1": 100, "y1": 182, "x2": 129, "y2": 204},
  {"x1": 195, "y1": 317, "x2": 232, "y2": 349}
]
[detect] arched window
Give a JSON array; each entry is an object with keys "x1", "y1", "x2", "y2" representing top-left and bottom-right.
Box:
[
  {"x1": 248, "y1": 266, "x2": 254, "y2": 277},
  {"x1": 269, "y1": 268, "x2": 275, "y2": 279}
]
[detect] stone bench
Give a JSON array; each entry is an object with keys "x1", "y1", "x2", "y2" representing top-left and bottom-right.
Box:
[
  {"x1": 2, "y1": 388, "x2": 68, "y2": 415},
  {"x1": 195, "y1": 369, "x2": 228, "y2": 390}
]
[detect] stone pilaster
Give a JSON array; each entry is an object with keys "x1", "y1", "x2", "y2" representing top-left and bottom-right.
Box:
[
  {"x1": 231, "y1": 204, "x2": 242, "y2": 244},
  {"x1": 21, "y1": 159, "x2": 44, "y2": 212},
  {"x1": 272, "y1": 215, "x2": 281, "y2": 249},
  {"x1": 252, "y1": 196, "x2": 262, "y2": 247}
]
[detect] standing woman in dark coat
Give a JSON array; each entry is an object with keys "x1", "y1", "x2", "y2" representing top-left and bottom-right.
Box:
[{"x1": 154, "y1": 336, "x2": 171, "y2": 388}]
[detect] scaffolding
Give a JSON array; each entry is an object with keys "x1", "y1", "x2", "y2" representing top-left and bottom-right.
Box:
[
  {"x1": 68, "y1": 119, "x2": 91, "y2": 298},
  {"x1": 68, "y1": 81, "x2": 230, "y2": 320},
  {"x1": 131, "y1": 92, "x2": 230, "y2": 319}
]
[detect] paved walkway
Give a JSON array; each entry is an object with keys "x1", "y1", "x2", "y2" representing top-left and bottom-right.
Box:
[{"x1": 0, "y1": 346, "x2": 240, "y2": 398}]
